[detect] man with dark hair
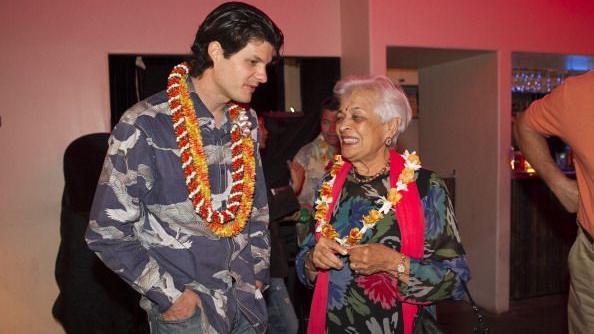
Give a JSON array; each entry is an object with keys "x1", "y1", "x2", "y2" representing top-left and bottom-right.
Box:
[
  {"x1": 289, "y1": 96, "x2": 340, "y2": 243},
  {"x1": 188, "y1": 2, "x2": 283, "y2": 78},
  {"x1": 86, "y1": 2, "x2": 283, "y2": 333}
]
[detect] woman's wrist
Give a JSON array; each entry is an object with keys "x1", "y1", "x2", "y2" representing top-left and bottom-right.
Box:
[
  {"x1": 304, "y1": 250, "x2": 318, "y2": 281},
  {"x1": 390, "y1": 252, "x2": 410, "y2": 283}
]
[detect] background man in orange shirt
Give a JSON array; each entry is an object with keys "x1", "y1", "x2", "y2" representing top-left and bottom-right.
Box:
[{"x1": 515, "y1": 71, "x2": 594, "y2": 334}]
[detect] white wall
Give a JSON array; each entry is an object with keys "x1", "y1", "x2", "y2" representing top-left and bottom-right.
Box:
[
  {"x1": 419, "y1": 54, "x2": 502, "y2": 309},
  {"x1": 340, "y1": 0, "x2": 370, "y2": 76}
]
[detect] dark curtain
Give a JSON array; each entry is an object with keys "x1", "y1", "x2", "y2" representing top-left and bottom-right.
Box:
[
  {"x1": 260, "y1": 57, "x2": 340, "y2": 189},
  {"x1": 260, "y1": 113, "x2": 321, "y2": 188},
  {"x1": 109, "y1": 56, "x2": 137, "y2": 129},
  {"x1": 109, "y1": 55, "x2": 185, "y2": 128},
  {"x1": 299, "y1": 57, "x2": 341, "y2": 121},
  {"x1": 251, "y1": 58, "x2": 285, "y2": 114},
  {"x1": 140, "y1": 56, "x2": 186, "y2": 99}
]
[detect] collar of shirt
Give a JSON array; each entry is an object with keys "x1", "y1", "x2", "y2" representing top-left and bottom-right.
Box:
[{"x1": 186, "y1": 76, "x2": 232, "y2": 135}]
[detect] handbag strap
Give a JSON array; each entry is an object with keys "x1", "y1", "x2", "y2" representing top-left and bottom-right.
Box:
[{"x1": 461, "y1": 281, "x2": 490, "y2": 333}]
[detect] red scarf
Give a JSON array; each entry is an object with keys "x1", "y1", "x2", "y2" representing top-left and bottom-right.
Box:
[{"x1": 307, "y1": 149, "x2": 426, "y2": 334}]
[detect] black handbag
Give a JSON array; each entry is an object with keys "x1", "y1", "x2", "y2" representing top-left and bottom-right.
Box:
[{"x1": 412, "y1": 282, "x2": 489, "y2": 334}]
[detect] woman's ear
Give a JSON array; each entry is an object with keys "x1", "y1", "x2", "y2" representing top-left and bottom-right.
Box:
[
  {"x1": 386, "y1": 117, "x2": 401, "y2": 139},
  {"x1": 207, "y1": 41, "x2": 223, "y2": 63}
]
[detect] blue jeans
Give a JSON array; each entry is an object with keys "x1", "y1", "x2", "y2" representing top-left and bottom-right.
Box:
[
  {"x1": 148, "y1": 302, "x2": 257, "y2": 334},
  {"x1": 266, "y1": 278, "x2": 298, "y2": 334}
]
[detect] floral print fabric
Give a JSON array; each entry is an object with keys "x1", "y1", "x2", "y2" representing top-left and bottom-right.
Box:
[{"x1": 296, "y1": 169, "x2": 470, "y2": 334}]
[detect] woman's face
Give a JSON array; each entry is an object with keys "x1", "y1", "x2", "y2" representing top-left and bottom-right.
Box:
[{"x1": 336, "y1": 89, "x2": 398, "y2": 166}]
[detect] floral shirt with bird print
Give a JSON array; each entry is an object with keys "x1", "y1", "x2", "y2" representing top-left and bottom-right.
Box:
[{"x1": 86, "y1": 79, "x2": 270, "y2": 334}]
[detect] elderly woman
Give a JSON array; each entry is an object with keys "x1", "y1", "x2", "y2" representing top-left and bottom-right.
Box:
[{"x1": 296, "y1": 76, "x2": 470, "y2": 334}]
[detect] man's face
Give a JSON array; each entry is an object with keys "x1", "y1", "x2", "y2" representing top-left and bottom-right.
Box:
[
  {"x1": 212, "y1": 40, "x2": 274, "y2": 103},
  {"x1": 320, "y1": 109, "x2": 339, "y2": 146}
]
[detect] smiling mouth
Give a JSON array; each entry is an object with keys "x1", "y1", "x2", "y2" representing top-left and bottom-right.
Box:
[{"x1": 341, "y1": 136, "x2": 359, "y2": 144}]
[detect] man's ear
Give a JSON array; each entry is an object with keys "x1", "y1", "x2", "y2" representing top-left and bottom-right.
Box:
[{"x1": 208, "y1": 41, "x2": 223, "y2": 63}]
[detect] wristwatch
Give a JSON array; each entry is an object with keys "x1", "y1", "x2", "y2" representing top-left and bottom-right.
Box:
[{"x1": 396, "y1": 253, "x2": 407, "y2": 277}]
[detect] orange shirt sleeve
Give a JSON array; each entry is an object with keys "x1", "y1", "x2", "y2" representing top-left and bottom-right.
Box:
[{"x1": 522, "y1": 81, "x2": 569, "y2": 138}]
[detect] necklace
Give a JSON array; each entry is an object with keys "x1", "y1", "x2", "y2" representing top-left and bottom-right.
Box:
[
  {"x1": 315, "y1": 150, "x2": 421, "y2": 246},
  {"x1": 167, "y1": 63, "x2": 256, "y2": 238},
  {"x1": 350, "y1": 161, "x2": 390, "y2": 184}
]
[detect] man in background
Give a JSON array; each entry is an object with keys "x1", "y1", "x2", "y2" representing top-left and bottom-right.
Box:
[
  {"x1": 514, "y1": 70, "x2": 594, "y2": 334},
  {"x1": 289, "y1": 96, "x2": 340, "y2": 243},
  {"x1": 258, "y1": 116, "x2": 299, "y2": 334}
]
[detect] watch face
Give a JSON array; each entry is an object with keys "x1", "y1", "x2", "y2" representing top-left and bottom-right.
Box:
[{"x1": 397, "y1": 263, "x2": 406, "y2": 273}]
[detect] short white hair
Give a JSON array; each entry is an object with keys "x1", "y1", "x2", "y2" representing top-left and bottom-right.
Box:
[{"x1": 333, "y1": 75, "x2": 412, "y2": 143}]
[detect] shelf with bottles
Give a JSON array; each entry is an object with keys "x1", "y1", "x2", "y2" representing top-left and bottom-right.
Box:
[
  {"x1": 510, "y1": 136, "x2": 575, "y2": 179},
  {"x1": 511, "y1": 68, "x2": 589, "y2": 116},
  {"x1": 512, "y1": 68, "x2": 583, "y2": 94},
  {"x1": 510, "y1": 68, "x2": 580, "y2": 178}
]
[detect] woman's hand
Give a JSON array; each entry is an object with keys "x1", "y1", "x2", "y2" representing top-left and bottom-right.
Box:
[
  {"x1": 309, "y1": 237, "x2": 349, "y2": 272},
  {"x1": 348, "y1": 243, "x2": 401, "y2": 276}
]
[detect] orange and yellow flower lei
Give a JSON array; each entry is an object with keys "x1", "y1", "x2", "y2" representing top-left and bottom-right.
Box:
[
  {"x1": 315, "y1": 150, "x2": 421, "y2": 246},
  {"x1": 167, "y1": 63, "x2": 256, "y2": 237}
]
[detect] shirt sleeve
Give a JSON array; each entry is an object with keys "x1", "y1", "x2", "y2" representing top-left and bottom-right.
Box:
[
  {"x1": 398, "y1": 174, "x2": 471, "y2": 304},
  {"x1": 295, "y1": 174, "x2": 326, "y2": 288},
  {"x1": 295, "y1": 228, "x2": 317, "y2": 288},
  {"x1": 85, "y1": 122, "x2": 185, "y2": 313},
  {"x1": 293, "y1": 143, "x2": 309, "y2": 168},
  {"x1": 522, "y1": 80, "x2": 569, "y2": 138}
]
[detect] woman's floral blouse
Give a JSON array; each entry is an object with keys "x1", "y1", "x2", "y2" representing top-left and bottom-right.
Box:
[{"x1": 296, "y1": 169, "x2": 471, "y2": 334}]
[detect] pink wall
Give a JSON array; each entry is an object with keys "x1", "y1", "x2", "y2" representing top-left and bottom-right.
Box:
[
  {"x1": 0, "y1": 1, "x2": 339, "y2": 332},
  {"x1": 369, "y1": 0, "x2": 594, "y2": 74}
]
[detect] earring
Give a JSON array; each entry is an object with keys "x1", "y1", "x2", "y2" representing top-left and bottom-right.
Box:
[{"x1": 384, "y1": 137, "x2": 393, "y2": 147}]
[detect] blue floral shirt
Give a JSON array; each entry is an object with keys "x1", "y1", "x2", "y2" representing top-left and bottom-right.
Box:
[{"x1": 86, "y1": 80, "x2": 270, "y2": 334}]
